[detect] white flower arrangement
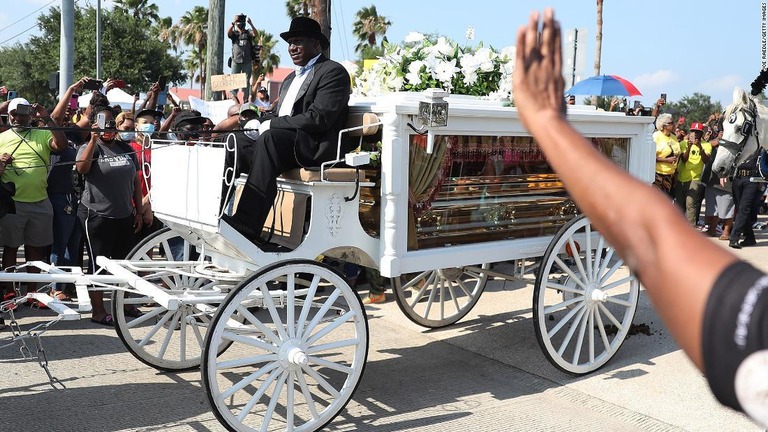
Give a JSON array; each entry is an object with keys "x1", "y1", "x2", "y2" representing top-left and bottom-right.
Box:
[{"x1": 353, "y1": 32, "x2": 515, "y2": 102}]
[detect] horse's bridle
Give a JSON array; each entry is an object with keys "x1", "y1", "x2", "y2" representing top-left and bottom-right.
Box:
[{"x1": 719, "y1": 100, "x2": 760, "y2": 176}]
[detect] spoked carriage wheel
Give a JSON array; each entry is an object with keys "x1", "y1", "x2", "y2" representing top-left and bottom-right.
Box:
[
  {"x1": 114, "y1": 227, "x2": 234, "y2": 371},
  {"x1": 202, "y1": 259, "x2": 368, "y2": 432},
  {"x1": 533, "y1": 215, "x2": 639, "y2": 374},
  {"x1": 394, "y1": 264, "x2": 489, "y2": 328}
]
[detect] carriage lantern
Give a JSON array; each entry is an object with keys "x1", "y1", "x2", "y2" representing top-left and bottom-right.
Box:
[{"x1": 417, "y1": 89, "x2": 449, "y2": 154}]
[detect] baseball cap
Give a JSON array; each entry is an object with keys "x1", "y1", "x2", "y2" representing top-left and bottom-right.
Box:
[
  {"x1": 239, "y1": 103, "x2": 260, "y2": 116},
  {"x1": 134, "y1": 108, "x2": 163, "y2": 121},
  {"x1": 257, "y1": 86, "x2": 268, "y2": 93},
  {"x1": 172, "y1": 110, "x2": 205, "y2": 129},
  {"x1": 8, "y1": 97, "x2": 31, "y2": 114}
]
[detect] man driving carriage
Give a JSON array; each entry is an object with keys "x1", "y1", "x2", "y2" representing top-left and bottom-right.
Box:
[{"x1": 220, "y1": 17, "x2": 353, "y2": 245}]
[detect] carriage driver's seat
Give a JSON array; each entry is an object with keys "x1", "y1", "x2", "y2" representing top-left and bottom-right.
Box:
[{"x1": 230, "y1": 112, "x2": 381, "y2": 249}]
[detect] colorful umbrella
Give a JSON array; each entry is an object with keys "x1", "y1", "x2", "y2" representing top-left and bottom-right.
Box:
[{"x1": 565, "y1": 75, "x2": 642, "y2": 97}]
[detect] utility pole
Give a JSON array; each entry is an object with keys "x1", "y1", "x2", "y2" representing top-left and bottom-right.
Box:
[
  {"x1": 96, "y1": 0, "x2": 102, "y2": 79},
  {"x1": 59, "y1": 0, "x2": 74, "y2": 99},
  {"x1": 206, "y1": 0, "x2": 225, "y2": 100},
  {"x1": 314, "y1": 0, "x2": 331, "y2": 57}
]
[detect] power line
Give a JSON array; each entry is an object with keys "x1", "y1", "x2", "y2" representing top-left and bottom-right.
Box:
[
  {"x1": 0, "y1": 0, "x2": 58, "y2": 35},
  {"x1": 0, "y1": 23, "x2": 41, "y2": 46},
  {"x1": 334, "y1": 0, "x2": 350, "y2": 60}
]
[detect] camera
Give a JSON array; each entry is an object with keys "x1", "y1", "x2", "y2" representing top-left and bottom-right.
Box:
[
  {"x1": 14, "y1": 104, "x2": 34, "y2": 116},
  {"x1": 82, "y1": 79, "x2": 103, "y2": 91},
  {"x1": 236, "y1": 14, "x2": 246, "y2": 29}
]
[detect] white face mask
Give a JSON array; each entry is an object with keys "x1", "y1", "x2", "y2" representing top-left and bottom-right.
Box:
[
  {"x1": 137, "y1": 123, "x2": 155, "y2": 134},
  {"x1": 244, "y1": 119, "x2": 260, "y2": 140},
  {"x1": 118, "y1": 131, "x2": 136, "y2": 141}
]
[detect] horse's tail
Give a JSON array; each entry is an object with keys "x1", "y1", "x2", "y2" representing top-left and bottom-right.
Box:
[{"x1": 750, "y1": 69, "x2": 768, "y2": 96}]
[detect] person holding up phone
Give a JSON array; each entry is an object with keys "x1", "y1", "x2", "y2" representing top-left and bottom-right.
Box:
[
  {"x1": 0, "y1": 97, "x2": 67, "y2": 300},
  {"x1": 76, "y1": 106, "x2": 144, "y2": 325},
  {"x1": 228, "y1": 13, "x2": 258, "y2": 101}
]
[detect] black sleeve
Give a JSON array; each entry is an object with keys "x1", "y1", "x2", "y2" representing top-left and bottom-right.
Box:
[{"x1": 702, "y1": 260, "x2": 768, "y2": 412}]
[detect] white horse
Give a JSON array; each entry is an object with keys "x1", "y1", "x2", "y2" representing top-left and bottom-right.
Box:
[{"x1": 711, "y1": 87, "x2": 768, "y2": 179}]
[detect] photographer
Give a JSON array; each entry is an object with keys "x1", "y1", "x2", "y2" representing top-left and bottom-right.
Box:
[{"x1": 228, "y1": 13, "x2": 259, "y2": 102}]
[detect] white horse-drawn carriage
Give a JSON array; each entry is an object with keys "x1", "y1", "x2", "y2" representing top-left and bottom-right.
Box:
[{"x1": 0, "y1": 91, "x2": 655, "y2": 431}]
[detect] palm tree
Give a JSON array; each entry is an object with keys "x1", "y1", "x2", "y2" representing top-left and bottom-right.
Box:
[
  {"x1": 252, "y1": 31, "x2": 281, "y2": 78},
  {"x1": 154, "y1": 16, "x2": 173, "y2": 39},
  {"x1": 161, "y1": 6, "x2": 209, "y2": 94},
  {"x1": 184, "y1": 49, "x2": 202, "y2": 89},
  {"x1": 593, "y1": 0, "x2": 604, "y2": 105},
  {"x1": 113, "y1": 0, "x2": 160, "y2": 23},
  {"x1": 286, "y1": 0, "x2": 313, "y2": 18},
  {"x1": 352, "y1": 5, "x2": 391, "y2": 58}
]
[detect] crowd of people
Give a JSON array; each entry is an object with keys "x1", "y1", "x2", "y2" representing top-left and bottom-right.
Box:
[
  {"x1": 651, "y1": 105, "x2": 767, "y2": 249},
  {"x1": 0, "y1": 15, "x2": 367, "y2": 328},
  {"x1": 0, "y1": 76, "x2": 229, "y2": 326}
]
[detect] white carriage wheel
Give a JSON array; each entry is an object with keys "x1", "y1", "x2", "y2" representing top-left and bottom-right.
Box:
[
  {"x1": 533, "y1": 215, "x2": 639, "y2": 375},
  {"x1": 114, "y1": 227, "x2": 232, "y2": 371},
  {"x1": 202, "y1": 259, "x2": 369, "y2": 432},
  {"x1": 393, "y1": 264, "x2": 489, "y2": 328}
]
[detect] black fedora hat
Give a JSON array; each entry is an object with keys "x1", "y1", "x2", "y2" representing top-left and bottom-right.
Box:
[{"x1": 280, "y1": 17, "x2": 329, "y2": 48}]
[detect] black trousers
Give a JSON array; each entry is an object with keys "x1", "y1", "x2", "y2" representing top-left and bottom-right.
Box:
[
  {"x1": 230, "y1": 129, "x2": 304, "y2": 231},
  {"x1": 730, "y1": 175, "x2": 764, "y2": 242},
  {"x1": 78, "y1": 207, "x2": 135, "y2": 273}
]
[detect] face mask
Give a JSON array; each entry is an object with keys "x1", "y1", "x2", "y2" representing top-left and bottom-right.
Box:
[
  {"x1": 243, "y1": 119, "x2": 261, "y2": 141},
  {"x1": 119, "y1": 131, "x2": 136, "y2": 141},
  {"x1": 137, "y1": 123, "x2": 155, "y2": 134}
]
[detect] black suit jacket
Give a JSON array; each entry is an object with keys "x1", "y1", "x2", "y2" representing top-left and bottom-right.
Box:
[{"x1": 269, "y1": 55, "x2": 351, "y2": 165}]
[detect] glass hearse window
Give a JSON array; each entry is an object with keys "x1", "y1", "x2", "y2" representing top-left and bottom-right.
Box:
[{"x1": 403, "y1": 134, "x2": 630, "y2": 250}]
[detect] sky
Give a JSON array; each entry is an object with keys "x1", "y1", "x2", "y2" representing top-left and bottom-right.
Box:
[{"x1": 0, "y1": 0, "x2": 765, "y2": 107}]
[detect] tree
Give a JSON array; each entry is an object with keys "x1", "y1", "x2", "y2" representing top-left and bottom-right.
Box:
[
  {"x1": 252, "y1": 30, "x2": 281, "y2": 78},
  {"x1": 667, "y1": 93, "x2": 723, "y2": 125},
  {"x1": 0, "y1": 5, "x2": 186, "y2": 107},
  {"x1": 352, "y1": 5, "x2": 391, "y2": 59},
  {"x1": 162, "y1": 6, "x2": 209, "y2": 95},
  {"x1": 286, "y1": 0, "x2": 313, "y2": 18},
  {"x1": 113, "y1": 0, "x2": 161, "y2": 23},
  {"x1": 592, "y1": 0, "x2": 603, "y2": 106}
]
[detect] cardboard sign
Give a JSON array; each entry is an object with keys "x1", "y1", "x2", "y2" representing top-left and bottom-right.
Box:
[
  {"x1": 188, "y1": 96, "x2": 236, "y2": 125},
  {"x1": 210, "y1": 73, "x2": 247, "y2": 91}
]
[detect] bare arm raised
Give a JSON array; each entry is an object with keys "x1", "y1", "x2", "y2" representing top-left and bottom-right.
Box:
[{"x1": 512, "y1": 9, "x2": 737, "y2": 370}]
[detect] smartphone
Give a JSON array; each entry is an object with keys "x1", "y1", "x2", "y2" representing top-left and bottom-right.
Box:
[
  {"x1": 69, "y1": 94, "x2": 79, "y2": 110},
  {"x1": 633, "y1": 100, "x2": 641, "y2": 110},
  {"x1": 157, "y1": 75, "x2": 168, "y2": 90},
  {"x1": 6, "y1": 90, "x2": 17, "y2": 101},
  {"x1": 660, "y1": 93, "x2": 667, "y2": 103},
  {"x1": 15, "y1": 104, "x2": 34, "y2": 116},
  {"x1": 156, "y1": 90, "x2": 167, "y2": 107},
  {"x1": 83, "y1": 79, "x2": 103, "y2": 90},
  {"x1": 97, "y1": 111, "x2": 107, "y2": 129}
]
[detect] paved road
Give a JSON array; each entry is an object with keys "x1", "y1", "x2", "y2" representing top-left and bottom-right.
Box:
[{"x1": 1, "y1": 231, "x2": 766, "y2": 432}]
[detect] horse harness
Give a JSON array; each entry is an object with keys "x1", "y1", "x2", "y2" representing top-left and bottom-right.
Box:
[{"x1": 720, "y1": 99, "x2": 761, "y2": 178}]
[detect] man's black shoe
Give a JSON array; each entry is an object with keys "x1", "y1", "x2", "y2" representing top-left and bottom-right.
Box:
[
  {"x1": 221, "y1": 214, "x2": 263, "y2": 244},
  {"x1": 740, "y1": 238, "x2": 757, "y2": 247},
  {"x1": 729, "y1": 240, "x2": 742, "y2": 249}
]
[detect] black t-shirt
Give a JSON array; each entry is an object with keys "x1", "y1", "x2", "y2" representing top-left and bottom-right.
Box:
[
  {"x1": 47, "y1": 141, "x2": 79, "y2": 195},
  {"x1": 229, "y1": 29, "x2": 253, "y2": 64},
  {"x1": 703, "y1": 260, "x2": 768, "y2": 426}
]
